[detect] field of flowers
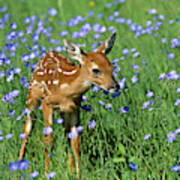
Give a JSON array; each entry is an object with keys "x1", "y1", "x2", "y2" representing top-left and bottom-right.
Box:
[{"x1": 0, "y1": 0, "x2": 180, "y2": 179}]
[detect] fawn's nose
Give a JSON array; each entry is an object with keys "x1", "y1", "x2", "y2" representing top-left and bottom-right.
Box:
[{"x1": 107, "y1": 82, "x2": 120, "y2": 93}]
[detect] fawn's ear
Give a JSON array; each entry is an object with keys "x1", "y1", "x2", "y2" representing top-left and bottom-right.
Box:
[
  {"x1": 96, "y1": 32, "x2": 116, "y2": 55},
  {"x1": 63, "y1": 39, "x2": 86, "y2": 63}
]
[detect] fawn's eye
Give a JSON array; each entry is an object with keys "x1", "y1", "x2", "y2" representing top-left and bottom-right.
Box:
[{"x1": 92, "y1": 68, "x2": 100, "y2": 75}]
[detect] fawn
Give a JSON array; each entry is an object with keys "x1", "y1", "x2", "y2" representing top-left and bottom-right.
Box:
[{"x1": 19, "y1": 32, "x2": 119, "y2": 178}]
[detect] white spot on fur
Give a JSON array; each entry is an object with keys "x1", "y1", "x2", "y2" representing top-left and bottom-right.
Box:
[
  {"x1": 37, "y1": 71, "x2": 44, "y2": 75},
  {"x1": 60, "y1": 83, "x2": 69, "y2": 89},
  {"x1": 54, "y1": 57, "x2": 60, "y2": 63},
  {"x1": 57, "y1": 68, "x2": 62, "y2": 73},
  {"x1": 92, "y1": 64, "x2": 99, "y2": 69},
  {"x1": 63, "y1": 69, "x2": 77, "y2": 75},
  {"x1": 48, "y1": 69, "x2": 53, "y2": 74},
  {"x1": 47, "y1": 80, "x2": 51, "y2": 85},
  {"x1": 83, "y1": 80, "x2": 91, "y2": 87},
  {"x1": 41, "y1": 81, "x2": 51, "y2": 94},
  {"x1": 26, "y1": 112, "x2": 32, "y2": 133},
  {"x1": 49, "y1": 52, "x2": 54, "y2": 57},
  {"x1": 53, "y1": 80, "x2": 59, "y2": 85},
  {"x1": 32, "y1": 80, "x2": 39, "y2": 86},
  {"x1": 71, "y1": 126, "x2": 77, "y2": 133}
]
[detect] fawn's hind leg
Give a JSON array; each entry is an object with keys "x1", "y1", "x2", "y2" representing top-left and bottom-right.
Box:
[
  {"x1": 19, "y1": 104, "x2": 34, "y2": 160},
  {"x1": 19, "y1": 87, "x2": 42, "y2": 160},
  {"x1": 42, "y1": 99, "x2": 53, "y2": 174}
]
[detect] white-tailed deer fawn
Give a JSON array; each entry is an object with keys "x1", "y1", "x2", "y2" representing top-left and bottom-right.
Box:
[{"x1": 19, "y1": 32, "x2": 119, "y2": 178}]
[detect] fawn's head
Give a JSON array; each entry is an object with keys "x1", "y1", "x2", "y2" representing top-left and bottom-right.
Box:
[{"x1": 64, "y1": 33, "x2": 119, "y2": 93}]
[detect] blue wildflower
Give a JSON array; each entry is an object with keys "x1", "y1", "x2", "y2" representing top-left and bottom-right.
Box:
[
  {"x1": 10, "y1": 22, "x2": 17, "y2": 30},
  {"x1": 132, "y1": 52, "x2": 140, "y2": 58},
  {"x1": 43, "y1": 127, "x2": 53, "y2": 135},
  {"x1": 47, "y1": 172, "x2": 56, "y2": 179},
  {"x1": 88, "y1": 120, "x2": 96, "y2": 129},
  {"x1": 159, "y1": 72, "x2": 166, "y2": 81},
  {"x1": 168, "y1": 53, "x2": 175, "y2": 59},
  {"x1": 48, "y1": 8, "x2": 57, "y2": 16},
  {"x1": 119, "y1": 106, "x2": 130, "y2": 113},
  {"x1": 131, "y1": 75, "x2": 138, "y2": 84},
  {"x1": 18, "y1": 159, "x2": 29, "y2": 170},
  {"x1": 56, "y1": 118, "x2": 64, "y2": 124},
  {"x1": 81, "y1": 104, "x2": 91, "y2": 112},
  {"x1": 105, "y1": 104, "x2": 112, "y2": 111},
  {"x1": 129, "y1": 162, "x2": 138, "y2": 171},
  {"x1": 175, "y1": 127, "x2": 180, "y2": 134},
  {"x1": 174, "y1": 98, "x2": 180, "y2": 106},
  {"x1": 77, "y1": 126, "x2": 83, "y2": 132},
  {"x1": 68, "y1": 131, "x2": 78, "y2": 139},
  {"x1": 9, "y1": 161, "x2": 18, "y2": 171},
  {"x1": 6, "y1": 133, "x2": 13, "y2": 139},
  {"x1": 19, "y1": 133, "x2": 27, "y2": 140},
  {"x1": 144, "y1": 133, "x2": 151, "y2": 140},
  {"x1": 167, "y1": 131, "x2": 176, "y2": 143},
  {"x1": 171, "y1": 165, "x2": 180, "y2": 172},
  {"x1": 146, "y1": 90, "x2": 154, "y2": 98},
  {"x1": 0, "y1": 136, "x2": 4, "y2": 141},
  {"x1": 30, "y1": 171, "x2": 39, "y2": 178},
  {"x1": 166, "y1": 70, "x2": 179, "y2": 80}
]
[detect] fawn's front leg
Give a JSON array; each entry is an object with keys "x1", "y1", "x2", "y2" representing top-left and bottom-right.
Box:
[
  {"x1": 70, "y1": 126, "x2": 80, "y2": 178},
  {"x1": 42, "y1": 99, "x2": 53, "y2": 174},
  {"x1": 63, "y1": 111, "x2": 81, "y2": 179}
]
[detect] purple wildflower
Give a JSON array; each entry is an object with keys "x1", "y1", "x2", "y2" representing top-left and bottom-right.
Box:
[
  {"x1": 19, "y1": 133, "x2": 27, "y2": 140},
  {"x1": 129, "y1": 162, "x2": 138, "y2": 171},
  {"x1": 82, "y1": 95, "x2": 87, "y2": 102},
  {"x1": 159, "y1": 72, "x2": 166, "y2": 81},
  {"x1": 92, "y1": 86, "x2": 100, "y2": 92},
  {"x1": 144, "y1": 133, "x2": 151, "y2": 140},
  {"x1": 0, "y1": 136, "x2": 4, "y2": 141},
  {"x1": 146, "y1": 90, "x2": 154, "y2": 98},
  {"x1": 142, "y1": 101, "x2": 150, "y2": 109},
  {"x1": 171, "y1": 165, "x2": 180, "y2": 172},
  {"x1": 175, "y1": 127, "x2": 180, "y2": 134},
  {"x1": 6, "y1": 133, "x2": 13, "y2": 139},
  {"x1": 56, "y1": 118, "x2": 64, "y2": 124},
  {"x1": 132, "y1": 52, "x2": 140, "y2": 58},
  {"x1": 98, "y1": 100, "x2": 105, "y2": 105},
  {"x1": 10, "y1": 22, "x2": 17, "y2": 29},
  {"x1": 149, "y1": 8, "x2": 157, "y2": 15},
  {"x1": 119, "y1": 77, "x2": 126, "y2": 89},
  {"x1": 9, "y1": 161, "x2": 18, "y2": 171},
  {"x1": 105, "y1": 104, "x2": 112, "y2": 111},
  {"x1": 77, "y1": 126, "x2": 83, "y2": 132},
  {"x1": 122, "y1": 48, "x2": 128, "y2": 55},
  {"x1": 131, "y1": 75, "x2": 138, "y2": 84},
  {"x1": 47, "y1": 172, "x2": 56, "y2": 179},
  {"x1": 48, "y1": 8, "x2": 57, "y2": 16},
  {"x1": 167, "y1": 131, "x2": 176, "y2": 143},
  {"x1": 168, "y1": 53, "x2": 175, "y2": 59},
  {"x1": 88, "y1": 120, "x2": 96, "y2": 129},
  {"x1": 30, "y1": 171, "x2": 39, "y2": 178},
  {"x1": 119, "y1": 106, "x2": 130, "y2": 113},
  {"x1": 166, "y1": 70, "x2": 179, "y2": 80},
  {"x1": 18, "y1": 159, "x2": 29, "y2": 170},
  {"x1": 174, "y1": 98, "x2": 180, "y2": 106},
  {"x1": 161, "y1": 38, "x2": 167, "y2": 43},
  {"x1": 43, "y1": 127, "x2": 53, "y2": 135},
  {"x1": 68, "y1": 131, "x2": 78, "y2": 139}
]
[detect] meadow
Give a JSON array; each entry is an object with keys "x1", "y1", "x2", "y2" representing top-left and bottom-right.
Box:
[{"x1": 0, "y1": 0, "x2": 180, "y2": 179}]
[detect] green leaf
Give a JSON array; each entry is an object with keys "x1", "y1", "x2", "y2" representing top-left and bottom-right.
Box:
[
  {"x1": 117, "y1": 143, "x2": 126, "y2": 155},
  {"x1": 113, "y1": 157, "x2": 126, "y2": 163}
]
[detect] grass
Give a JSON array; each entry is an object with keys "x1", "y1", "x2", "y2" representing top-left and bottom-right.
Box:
[{"x1": 0, "y1": 0, "x2": 180, "y2": 179}]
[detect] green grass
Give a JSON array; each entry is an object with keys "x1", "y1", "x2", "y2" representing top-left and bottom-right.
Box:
[{"x1": 0, "y1": 0, "x2": 180, "y2": 179}]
